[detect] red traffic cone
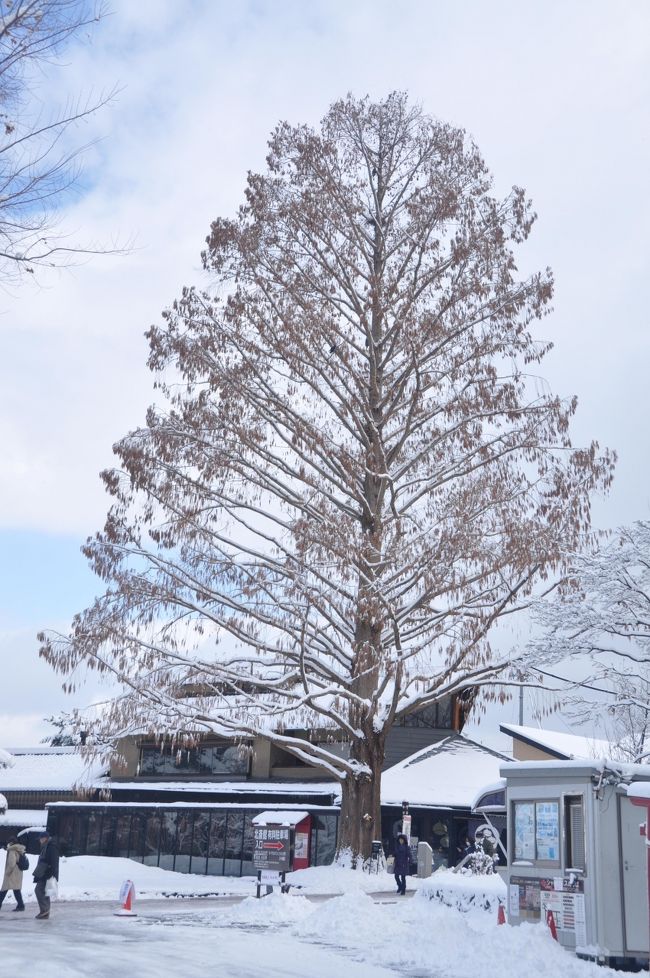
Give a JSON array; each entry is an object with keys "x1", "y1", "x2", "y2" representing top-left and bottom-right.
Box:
[
  {"x1": 497, "y1": 902, "x2": 506, "y2": 925},
  {"x1": 546, "y1": 909, "x2": 558, "y2": 941},
  {"x1": 114, "y1": 879, "x2": 137, "y2": 917}
]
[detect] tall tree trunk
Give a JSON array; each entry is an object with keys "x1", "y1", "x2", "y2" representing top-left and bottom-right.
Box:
[
  {"x1": 336, "y1": 733, "x2": 385, "y2": 865},
  {"x1": 334, "y1": 158, "x2": 388, "y2": 867}
]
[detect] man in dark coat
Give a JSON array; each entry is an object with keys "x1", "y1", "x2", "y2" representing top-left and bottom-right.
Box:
[
  {"x1": 33, "y1": 831, "x2": 59, "y2": 919},
  {"x1": 394, "y1": 833, "x2": 410, "y2": 895}
]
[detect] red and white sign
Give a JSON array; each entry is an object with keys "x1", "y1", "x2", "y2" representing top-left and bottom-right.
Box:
[{"x1": 402, "y1": 814, "x2": 412, "y2": 841}]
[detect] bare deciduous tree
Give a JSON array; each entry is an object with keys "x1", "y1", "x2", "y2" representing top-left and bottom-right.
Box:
[
  {"x1": 0, "y1": 0, "x2": 113, "y2": 277},
  {"x1": 529, "y1": 521, "x2": 650, "y2": 760},
  {"x1": 40, "y1": 93, "x2": 614, "y2": 862}
]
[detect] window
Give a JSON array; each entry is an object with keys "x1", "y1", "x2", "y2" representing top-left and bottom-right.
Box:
[
  {"x1": 54, "y1": 812, "x2": 76, "y2": 857},
  {"x1": 129, "y1": 814, "x2": 146, "y2": 862},
  {"x1": 565, "y1": 795, "x2": 585, "y2": 871},
  {"x1": 115, "y1": 814, "x2": 132, "y2": 859},
  {"x1": 159, "y1": 812, "x2": 179, "y2": 871},
  {"x1": 398, "y1": 700, "x2": 452, "y2": 729},
  {"x1": 139, "y1": 743, "x2": 249, "y2": 777},
  {"x1": 225, "y1": 812, "x2": 244, "y2": 876},
  {"x1": 86, "y1": 811, "x2": 103, "y2": 856},
  {"x1": 207, "y1": 813, "x2": 226, "y2": 875},
  {"x1": 241, "y1": 814, "x2": 257, "y2": 877},
  {"x1": 513, "y1": 800, "x2": 560, "y2": 863},
  {"x1": 144, "y1": 814, "x2": 161, "y2": 866},
  {"x1": 190, "y1": 813, "x2": 210, "y2": 875},
  {"x1": 174, "y1": 813, "x2": 193, "y2": 873},
  {"x1": 99, "y1": 813, "x2": 116, "y2": 856},
  {"x1": 312, "y1": 814, "x2": 337, "y2": 866}
]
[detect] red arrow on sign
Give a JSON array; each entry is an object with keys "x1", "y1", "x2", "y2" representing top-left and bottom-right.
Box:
[{"x1": 263, "y1": 842, "x2": 285, "y2": 850}]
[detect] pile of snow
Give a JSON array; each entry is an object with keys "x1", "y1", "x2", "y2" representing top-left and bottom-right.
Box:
[
  {"x1": 289, "y1": 890, "x2": 602, "y2": 978},
  {"x1": 197, "y1": 886, "x2": 600, "y2": 978},
  {"x1": 48, "y1": 856, "x2": 255, "y2": 901},
  {"x1": 216, "y1": 890, "x2": 316, "y2": 927},
  {"x1": 0, "y1": 792, "x2": 7, "y2": 813},
  {"x1": 417, "y1": 868, "x2": 506, "y2": 912}
]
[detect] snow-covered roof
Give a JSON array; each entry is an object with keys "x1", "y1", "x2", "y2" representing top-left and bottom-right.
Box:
[
  {"x1": 0, "y1": 747, "x2": 107, "y2": 791},
  {"x1": 252, "y1": 810, "x2": 310, "y2": 827},
  {"x1": 502, "y1": 759, "x2": 650, "y2": 781},
  {"x1": 471, "y1": 779, "x2": 507, "y2": 812},
  {"x1": 102, "y1": 779, "x2": 341, "y2": 799},
  {"x1": 627, "y1": 782, "x2": 650, "y2": 802},
  {"x1": 17, "y1": 824, "x2": 47, "y2": 836},
  {"x1": 381, "y1": 735, "x2": 511, "y2": 809},
  {"x1": 47, "y1": 800, "x2": 338, "y2": 812},
  {"x1": 0, "y1": 808, "x2": 47, "y2": 828},
  {"x1": 499, "y1": 723, "x2": 613, "y2": 760}
]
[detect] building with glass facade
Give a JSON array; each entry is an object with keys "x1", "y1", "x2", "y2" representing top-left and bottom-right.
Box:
[{"x1": 47, "y1": 801, "x2": 339, "y2": 876}]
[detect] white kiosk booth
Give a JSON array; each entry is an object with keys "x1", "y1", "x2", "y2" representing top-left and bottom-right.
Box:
[{"x1": 501, "y1": 760, "x2": 650, "y2": 969}]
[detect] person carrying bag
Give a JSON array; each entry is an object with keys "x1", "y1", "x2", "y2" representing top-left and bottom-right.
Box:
[
  {"x1": 33, "y1": 831, "x2": 59, "y2": 919},
  {"x1": 0, "y1": 836, "x2": 27, "y2": 912}
]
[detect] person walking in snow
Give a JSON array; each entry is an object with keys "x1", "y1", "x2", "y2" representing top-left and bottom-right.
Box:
[
  {"x1": 394, "y1": 833, "x2": 410, "y2": 895},
  {"x1": 0, "y1": 836, "x2": 27, "y2": 912},
  {"x1": 33, "y1": 831, "x2": 59, "y2": 919}
]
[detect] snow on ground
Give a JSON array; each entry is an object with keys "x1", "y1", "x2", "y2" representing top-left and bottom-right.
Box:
[
  {"x1": 1, "y1": 854, "x2": 437, "y2": 903},
  {"x1": 0, "y1": 879, "x2": 610, "y2": 978},
  {"x1": 0, "y1": 856, "x2": 615, "y2": 976},
  {"x1": 0, "y1": 900, "x2": 398, "y2": 978}
]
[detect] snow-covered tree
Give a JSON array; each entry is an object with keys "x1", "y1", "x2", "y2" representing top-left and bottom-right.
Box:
[
  {"x1": 39, "y1": 93, "x2": 613, "y2": 862},
  {"x1": 0, "y1": 0, "x2": 112, "y2": 277},
  {"x1": 529, "y1": 521, "x2": 650, "y2": 760}
]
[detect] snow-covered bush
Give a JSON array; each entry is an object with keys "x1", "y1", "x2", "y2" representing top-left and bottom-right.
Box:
[{"x1": 417, "y1": 869, "x2": 505, "y2": 913}]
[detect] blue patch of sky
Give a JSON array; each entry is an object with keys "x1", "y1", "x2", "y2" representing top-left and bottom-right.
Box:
[{"x1": 0, "y1": 529, "x2": 101, "y2": 629}]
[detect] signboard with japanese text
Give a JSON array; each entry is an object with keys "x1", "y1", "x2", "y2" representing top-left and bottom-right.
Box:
[
  {"x1": 514, "y1": 803, "x2": 535, "y2": 860},
  {"x1": 509, "y1": 874, "x2": 541, "y2": 922},
  {"x1": 509, "y1": 874, "x2": 586, "y2": 943},
  {"x1": 535, "y1": 803, "x2": 560, "y2": 861},
  {"x1": 253, "y1": 825, "x2": 293, "y2": 872},
  {"x1": 540, "y1": 877, "x2": 586, "y2": 946}
]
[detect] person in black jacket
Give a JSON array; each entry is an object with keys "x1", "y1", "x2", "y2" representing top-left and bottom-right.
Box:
[
  {"x1": 394, "y1": 833, "x2": 410, "y2": 895},
  {"x1": 33, "y1": 831, "x2": 59, "y2": 919}
]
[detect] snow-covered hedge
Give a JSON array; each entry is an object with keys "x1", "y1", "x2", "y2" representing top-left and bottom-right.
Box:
[{"x1": 416, "y1": 868, "x2": 506, "y2": 913}]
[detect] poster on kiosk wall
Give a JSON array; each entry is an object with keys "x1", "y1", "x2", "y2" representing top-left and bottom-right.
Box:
[{"x1": 402, "y1": 814, "x2": 412, "y2": 841}]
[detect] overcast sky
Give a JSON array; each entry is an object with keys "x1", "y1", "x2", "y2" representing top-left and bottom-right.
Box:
[{"x1": 0, "y1": 0, "x2": 648, "y2": 747}]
